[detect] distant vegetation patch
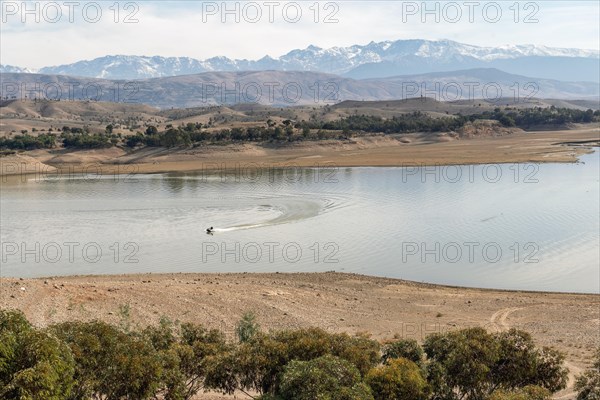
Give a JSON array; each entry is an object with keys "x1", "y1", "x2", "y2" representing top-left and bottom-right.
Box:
[
  {"x1": 310, "y1": 107, "x2": 599, "y2": 133},
  {"x1": 1, "y1": 106, "x2": 598, "y2": 151},
  {"x1": 0, "y1": 134, "x2": 57, "y2": 150}
]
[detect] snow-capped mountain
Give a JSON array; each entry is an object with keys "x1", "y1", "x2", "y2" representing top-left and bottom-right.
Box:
[
  {"x1": 0, "y1": 65, "x2": 35, "y2": 74},
  {"x1": 35, "y1": 55, "x2": 211, "y2": 79},
  {"x1": 5, "y1": 39, "x2": 600, "y2": 81},
  {"x1": 273, "y1": 39, "x2": 599, "y2": 74}
]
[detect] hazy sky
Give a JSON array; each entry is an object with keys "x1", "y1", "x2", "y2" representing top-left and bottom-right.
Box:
[{"x1": 1, "y1": 1, "x2": 599, "y2": 68}]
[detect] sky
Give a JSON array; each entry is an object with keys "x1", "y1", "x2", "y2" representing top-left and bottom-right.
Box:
[{"x1": 1, "y1": 0, "x2": 599, "y2": 69}]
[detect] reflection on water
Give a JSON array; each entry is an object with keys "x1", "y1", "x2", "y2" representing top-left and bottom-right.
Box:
[{"x1": 1, "y1": 152, "x2": 598, "y2": 293}]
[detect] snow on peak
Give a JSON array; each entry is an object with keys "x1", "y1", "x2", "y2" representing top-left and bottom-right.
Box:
[{"x1": 5, "y1": 39, "x2": 598, "y2": 80}]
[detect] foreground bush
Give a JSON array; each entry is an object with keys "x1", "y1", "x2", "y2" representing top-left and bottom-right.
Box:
[
  {"x1": 382, "y1": 339, "x2": 425, "y2": 366},
  {"x1": 487, "y1": 385, "x2": 551, "y2": 400},
  {"x1": 0, "y1": 309, "x2": 572, "y2": 400},
  {"x1": 424, "y1": 328, "x2": 568, "y2": 400},
  {"x1": 279, "y1": 354, "x2": 374, "y2": 400},
  {"x1": 0, "y1": 310, "x2": 75, "y2": 400},
  {"x1": 149, "y1": 320, "x2": 230, "y2": 400},
  {"x1": 575, "y1": 347, "x2": 600, "y2": 400},
  {"x1": 494, "y1": 329, "x2": 568, "y2": 391},
  {"x1": 206, "y1": 328, "x2": 380, "y2": 396},
  {"x1": 49, "y1": 320, "x2": 162, "y2": 400},
  {"x1": 365, "y1": 358, "x2": 429, "y2": 400}
]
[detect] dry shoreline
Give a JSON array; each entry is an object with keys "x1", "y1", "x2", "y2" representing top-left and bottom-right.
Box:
[
  {"x1": 1, "y1": 126, "x2": 599, "y2": 177},
  {"x1": 1, "y1": 272, "x2": 598, "y2": 398}
]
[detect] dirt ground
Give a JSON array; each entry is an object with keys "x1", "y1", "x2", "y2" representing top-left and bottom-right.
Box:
[{"x1": 1, "y1": 272, "x2": 598, "y2": 399}]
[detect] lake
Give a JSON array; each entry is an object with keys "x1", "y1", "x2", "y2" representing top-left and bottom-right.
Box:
[{"x1": 1, "y1": 151, "x2": 598, "y2": 293}]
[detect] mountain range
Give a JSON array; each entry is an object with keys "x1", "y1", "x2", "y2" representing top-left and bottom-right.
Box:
[
  {"x1": 2, "y1": 39, "x2": 599, "y2": 82},
  {"x1": 2, "y1": 69, "x2": 598, "y2": 109}
]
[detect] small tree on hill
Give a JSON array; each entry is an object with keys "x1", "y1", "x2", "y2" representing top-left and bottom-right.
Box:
[{"x1": 236, "y1": 312, "x2": 260, "y2": 343}]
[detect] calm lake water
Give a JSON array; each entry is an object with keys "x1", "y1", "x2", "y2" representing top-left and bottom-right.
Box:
[{"x1": 1, "y1": 151, "x2": 598, "y2": 293}]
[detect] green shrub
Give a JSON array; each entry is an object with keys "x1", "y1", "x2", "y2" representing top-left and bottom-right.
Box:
[
  {"x1": 140, "y1": 320, "x2": 230, "y2": 400},
  {"x1": 382, "y1": 339, "x2": 424, "y2": 366},
  {"x1": 532, "y1": 347, "x2": 568, "y2": 392},
  {"x1": 424, "y1": 328, "x2": 568, "y2": 400},
  {"x1": 205, "y1": 333, "x2": 288, "y2": 396},
  {"x1": 425, "y1": 327, "x2": 500, "y2": 399},
  {"x1": 161, "y1": 128, "x2": 191, "y2": 147},
  {"x1": 61, "y1": 133, "x2": 113, "y2": 149},
  {"x1": 331, "y1": 333, "x2": 381, "y2": 376},
  {"x1": 0, "y1": 310, "x2": 571, "y2": 400},
  {"x1": 487, "y1": 385, "x2": 552, "y2": 400},
  {"x1": 126, "y1": 133, "x2": 145, "y2": 148},
  {"x1": 365, "y1": 357, "x2": 429, "y2": 400},
  {"x1": 575, "y1": 347, "x2": 600, "y2": 400},
  {"x1": 50, "y1": 320, "x2": 161, "y2": 400},
  {"x1": 206, "y1": 328, "x2": 379, "y2": 396},
  {"x1": 0, "y1": 134, "x2": 56, "y2": 150},
  {"x1": 0, "y1": 310, "x2": 75, "y2": 400},
  {"x1": 236, "y1": 312, "x2": 260, "y2": 343},
  {"x1": 279, "y1": 354, "x2": 374, "y2": 400},
  {"x1": 492, "y1": 329, "x2": 567, "y2": 391},
  {"x1": 271, "y1": 328, "x2": 380, "y2": 376}
]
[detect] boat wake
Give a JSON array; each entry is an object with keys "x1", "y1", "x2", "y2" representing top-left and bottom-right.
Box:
[{"x1": 210, "y1": 197, "x2": 325, "y2": 232}]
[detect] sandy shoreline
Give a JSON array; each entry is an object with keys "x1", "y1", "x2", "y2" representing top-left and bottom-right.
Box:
[
  {"x1": 1, "y1": 272, "x2": 598, "y2": 398},
  {"x1": 1, "y1": 126, "x2": 599, "y2": 177}
]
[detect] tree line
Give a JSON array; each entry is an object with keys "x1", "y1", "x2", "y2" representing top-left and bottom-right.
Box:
[
  {"x1": 0, "y1": 126, "x2": 119, "y2": 151},
  {"x1": 307, "y1": 107, "x2": 599, "y2": 133},
  {"x1": 124, "y1": 121, "x2": 345, "y2": 148},
  {"x1": 310, "y1": 112, "x2": 465, "y2": 133},
  {"x1": 0, "y1": 123, "x2": 342, "y2": 151},
  {"x1": 1, "y1": 309, "x2": 598, "y2": 400},
  {"x1": 466, "y1": 107, "x2": 599, "y2": 128},
  {"x1": 1, "y1": 107, "x2": 598, "y2": 151}
]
